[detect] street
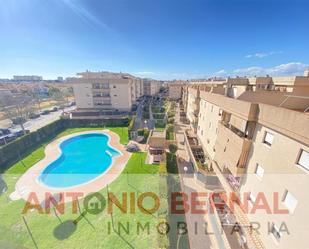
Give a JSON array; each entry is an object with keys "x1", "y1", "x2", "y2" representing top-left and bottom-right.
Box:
[{"x1": 10, "y1": 106, "x2": 76, "y2": 132}]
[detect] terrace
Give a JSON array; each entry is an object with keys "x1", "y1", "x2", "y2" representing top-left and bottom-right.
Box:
[{"x1": 184, "y1": 129, "x2": 215, "y2": 175}]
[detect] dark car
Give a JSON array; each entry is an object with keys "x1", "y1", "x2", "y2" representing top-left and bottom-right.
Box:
[
  {"x1": 41, "y1": 110, "x2": 50, "y2": 115},
  {"x1": 50, "y1": 106, "x2": 58, "y2": 112},
  {"x1": 14, "y1": 130, "x2": 30, "y2": 137},
  {"x1": 12, "y1": 117, "x2": 26, "y2": 125},
  {"x1": 0, "y1": 129, "x2": 10, "y2": 136},
  {"x1": 29, "y1": 113, "x2": 40, "y2": 119}
]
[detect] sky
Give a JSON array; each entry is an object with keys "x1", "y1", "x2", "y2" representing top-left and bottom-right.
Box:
[{"x1": 0, "y1": 0, "x2": 308, "y2": 80}]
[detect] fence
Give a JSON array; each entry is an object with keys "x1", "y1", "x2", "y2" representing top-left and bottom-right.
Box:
[{"x1": 0, "y1": 117, "x2": 129, "y2": 172}]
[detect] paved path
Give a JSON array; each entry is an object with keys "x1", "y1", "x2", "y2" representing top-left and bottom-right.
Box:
[
  {"x1": 174, "y1": 105, "x2": 222, "y2": 249},
  {"x1": 9, "y1": 106, "x2": 76, "y2": 132}
]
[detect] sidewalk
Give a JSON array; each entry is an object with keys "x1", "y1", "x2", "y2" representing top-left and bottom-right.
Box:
[{"x1": 174, "y1": 106, "x2": 222, "y2": 249}]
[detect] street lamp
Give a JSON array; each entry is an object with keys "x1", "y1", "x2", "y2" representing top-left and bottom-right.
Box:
[
  {"x1": 184, "y1": 166, "x2": 188, "y2": 174},
  {"x1": 177, "y1": 227, "x2": 186, "y2": 249}
]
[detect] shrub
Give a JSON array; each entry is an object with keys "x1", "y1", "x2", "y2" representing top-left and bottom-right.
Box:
[
  {"x1": 155, "y1": 120, "x2": 166, "y2": 129},
  {"x1": 143, "y1": 129, "x2": 150, "y2": 139},
  {"x1": 167, "y1": 117, "x2": 174, "y2": 124},
  {"x1": 128, "y1": 116, "x2": 135, "y2": 131},
  {"x1": 166, "y1": 124, "x2": 174, "y2": 132},
  {"x1": 168, "y1": 144, "x2": 178, "y2": 154},
  {"x1": 166, "y1": 152, "x2": 178, "y2": 173},
  {"x1": 137, "y1": 128, "x2": 144, "y2": 136}
]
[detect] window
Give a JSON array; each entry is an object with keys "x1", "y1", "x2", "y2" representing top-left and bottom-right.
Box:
[
  {"x1": 283, "y1": 191, "x2": 298, "y2": 213},
  {"x1": 255, "y1": 164, "x2": 264, "y2": 179},
  {"x1": 209, "y1": 122, "x2": 212, "y2": 129},
  {"x1": 201, "y1": 130, "x2": 203, "y2": 135},
  {"x1": 113, "y1": 85, "x2": 116, "y2": 88},
  {"x1": 102, "y1": 83, "x2": 109, "y2": 89},
  {"x1": 211, "y1": 105, "x2": 214, "y2": 112},
  {"x1": 271, "y1": 224, "x2": 282, "y2": 242},
  {"x1": 263, "y1": 131, "x2": 274, "y2": 146},
  {"x1": 297, "y1": 150, "x2": 309, "y2": 170}
]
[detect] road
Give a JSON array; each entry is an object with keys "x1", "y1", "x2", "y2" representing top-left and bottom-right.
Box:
[{"x1": 10, "y1": 106, "x2": 76, "y2": 132}]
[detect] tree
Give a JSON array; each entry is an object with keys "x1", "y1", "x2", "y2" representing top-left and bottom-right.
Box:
[
  {"x1": 0, "y1": 93, "x2": 33, "y2": 134},
  {"x1": 168, "y1": 144, "x2": 178, "y2": 155},
  {"x1": 48, "y1": 87, "x2": 64, "y2": 101}
]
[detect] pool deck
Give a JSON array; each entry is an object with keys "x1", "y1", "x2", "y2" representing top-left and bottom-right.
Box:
[{"x1": 10, "y1": 130, "x2": 131, "y2": 203}]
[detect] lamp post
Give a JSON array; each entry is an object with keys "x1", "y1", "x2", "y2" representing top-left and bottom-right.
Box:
[
  {"x1": 177, "y1": 227, "x2": 186, "y2": 249},
  {"x1": 184, "y1": 166, "x2": 188, "y2": 174}
]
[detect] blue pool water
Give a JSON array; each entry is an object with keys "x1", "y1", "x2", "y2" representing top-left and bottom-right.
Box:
[{"x1": 39, "y1": 133, "x2": 121, "y2": 188}]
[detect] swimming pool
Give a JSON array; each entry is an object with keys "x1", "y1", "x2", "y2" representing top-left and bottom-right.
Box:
[{"x1": 38, "y1": 133, "x2": 121, "y2": 188}]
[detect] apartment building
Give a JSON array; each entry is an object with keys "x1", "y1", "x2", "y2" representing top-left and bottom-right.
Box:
[
  {"x1": 184, "y1": 73, "x2": 309, "y2": 249},
  {"x1": 69, "y1": 71, "x2": 160, "y2": 117},
  {"x1": 168, "y1": 82, "x2": 184, "y2": 100},
  {"x1": 142, "y1": 78, "x2": 161, "y2": 96},
  {"x1": 13, "y1": 75, "x2": 43, "y2": 81},
  {"x1": 70, "y1": 71, "x2": 136, "y2": 112}
]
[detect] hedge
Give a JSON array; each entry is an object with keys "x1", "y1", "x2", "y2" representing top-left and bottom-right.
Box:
[{"x1": 0, "y1": 117, "x2": 129, "y2": 172}]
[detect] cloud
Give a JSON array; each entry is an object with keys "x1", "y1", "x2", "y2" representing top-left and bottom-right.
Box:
[
  {"x1": 233, "y1": 62, "x2": 308, "y2": 76},
  {"x1": 214, "y1": 69, "x2": 227, "y2": 76},
  {"x1": 245, "y1": 51, "x2": 283, "y2": 59},
  {"x1": 61, "y1": 0, "x2": 110, "y2": 30},
  {"x1": 133, "y1": 71, "x2": 155, "y2": 77}
]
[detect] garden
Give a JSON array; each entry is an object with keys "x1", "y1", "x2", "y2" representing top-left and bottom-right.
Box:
[{"x1": 0, "y1": 125, "x2": 189, "y2": 249}]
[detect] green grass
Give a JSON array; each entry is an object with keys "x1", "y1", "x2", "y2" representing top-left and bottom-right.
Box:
[
  {"x1": 124, "y1": 152, "x2": 159, "y2": 174},
  {"x1": 151, "y1": 106, "x2": 165, "y2": 113},
  {"x1": 0, "y1": 125, "x2": 166, "y2": 249},
  {"x1": 166, "y1": 131, "x2": 174, "y2": 140},
  {"x1": 6, "y1": 127, "x2": 128, "y2": 175},
  {"x1": 152, "y1": 113, "x2": 165, "y2": 119},
  {"x1": 154, "y1": 120, "x2": 166, "y2": 129},
  {"x1": 154, "y1": 127, "x2": 165, "y2": 132}
]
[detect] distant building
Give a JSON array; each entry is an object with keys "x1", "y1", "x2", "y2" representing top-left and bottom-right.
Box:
[
  {"x1": 69, "y1": 71, "x2": 162, "y2": 117},
  {"x1": 304, "y1": 68, "x2": 309, "y2": 77},
  {"x1": 142, "y1": 78, "x2": 161, "y2": 96},
  {"x1": 57, "y1": 76, "x2": 64, "y2": 82},
  {"x1": 168, "y1": 82, "x2": 184, "y2": 100},
  {"x1": 13, "y1": 75, "x2": 43, "y2": 81}
]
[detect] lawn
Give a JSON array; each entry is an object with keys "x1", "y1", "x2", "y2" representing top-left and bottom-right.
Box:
[
  {"x1": 166, "y1": 131, "x2": 175, "y2": 140},
  {"x1": 0, "y1": 126, "x2": 167, "y2": 249},
  {"x1": 6, "y1": 127, "x2": 128, "y2": 175}
]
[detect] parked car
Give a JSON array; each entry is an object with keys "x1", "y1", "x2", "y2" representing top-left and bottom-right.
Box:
[
  {"x1": 29, "y1": 113, "x2": 40, "y2": 119},
  {"x1": 50, "y1": 106, "x2": 58, "y2": 112},
  {"x1": 41, "y1": 110, "x2": 50, "y2": 115},
  {"x1": 12, "y1": 117, "x2": 26, "y2": 125},
  {"x1": 0, "y1": 129, "x2": 10, "y2": 136},
  {"x1": 13, "y1": 129, "x2": 30, "y2": 137}
]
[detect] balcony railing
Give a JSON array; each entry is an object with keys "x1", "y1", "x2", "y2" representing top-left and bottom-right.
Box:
[{"x1": 211, "y1": 161, "x2": 266, "y2": 249}]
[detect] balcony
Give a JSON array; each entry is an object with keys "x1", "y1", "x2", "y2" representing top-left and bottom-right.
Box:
[
  {"x1": 214, "y1": 123, "x2": 252, "y2": 178},
  {"x1": 199, "y1": 92, "x2": 258, "y2": 121},
  {"x1": 211, "y1": 161, "x2": 266, "y2": 249},
  {"x1": 184, "y1": 129, "x2": 217, "y2": 178},
  {"x1": 93, "y1": 95, "x2": 111, "y2": 98}
]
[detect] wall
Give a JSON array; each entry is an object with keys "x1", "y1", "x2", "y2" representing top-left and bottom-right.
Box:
[
  {"x1": 197, "y1": 99, "x2": 221, "y2": 159},
  {"x1": 73, "y1": 83, "x2": 94, "y2": 108},
  {"x1": 110, "y1": 83, "x2": 132, "y2": 111},
  {"x1": 240, "y1": 123, "x2": 309, "y2": 249}
]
